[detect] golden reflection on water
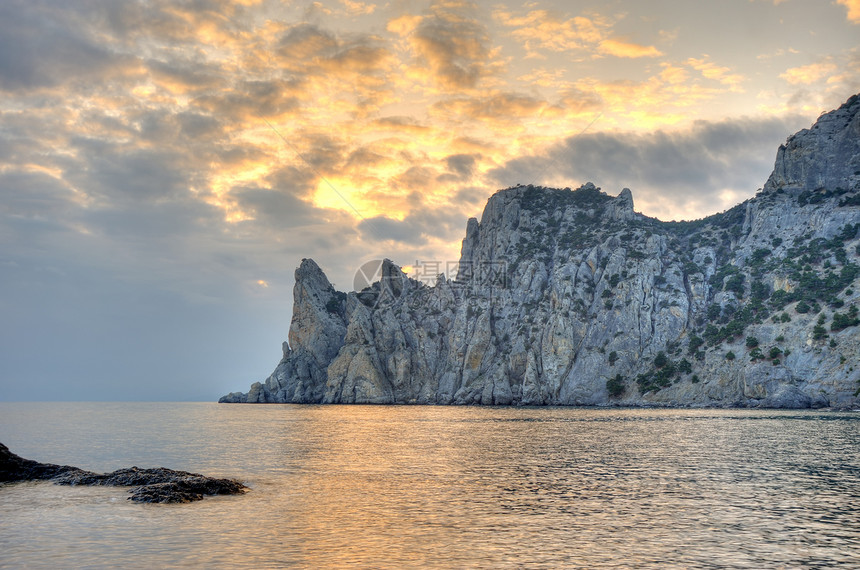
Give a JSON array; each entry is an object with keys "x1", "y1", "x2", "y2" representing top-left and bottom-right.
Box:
[{"x1": 1, "y1": 404, "x2": 859, "y2": 568}]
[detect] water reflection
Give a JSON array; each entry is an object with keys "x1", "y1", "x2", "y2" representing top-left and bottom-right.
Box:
[{"x1": 0, "y1": 404, "x2": 859, "y2": 568}]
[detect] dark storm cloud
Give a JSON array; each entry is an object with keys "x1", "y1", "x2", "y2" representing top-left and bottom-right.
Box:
[
  {"x1": 176, "y1": 112, "x2": 222, "y2": 139},
  {"x1": 0, "y1": 1, "x2": 120, "y2": 92},
  {"x1": 296, "y1": 133, "x2": 350, "y2": 173},
  {"x1": 490, "y1": 115, "x2": 809, "y2": 217},
  {"x1": 394, "y1": 166, "x2": 437, "y2": 190},
  {"x1": 76, "y1": 0, "x2": 259, "y2": 45},
  {"x1": 84, "y1": 200, "x2": 221, "y2": 244},
  {"x1": 358, "y1": 215, "x2": 421, "y2": 244},
  {"x1": 433, "y1": 92, "x2": 546, "y2": 121},
  {"x1": 65, "y1": 141, "x2": 191, "y2": 203},
  {"x1": 454, "y1": 185, "x2": 488, "y2": 207},
  {"x1": 406, "y1": 0, "x2": 498, "y2": 90},
  {"x1": 358, "y1": 203, "x2": 471, "y2": 245},
  {"x1": 263, "y1": 165, "x2": 318, "y2": 198},
  {"x1": 232, "y1": 186, "x2": 327, "y2": 229},
  {"x1": 275, "y1": 22, "x2": 392, "y2": 77},
  {"x1": 372, "y1": 116, "x2": 431, "y2": 132},
  {"x1": 0, "y1": 170, "x2": 77, "y2": 220},
  {"x1": 277, "y1": 23, "x2": 340, "y2": 65},
  {"x1": 269, "y1": 22, "x2": 394, "y2": 115},
  {"x1": 445, "y1": 154, "x2": 478, "y2": 179},
  {"x1": 345, "y1": 147, "x2": 390, "y2": 170},
  {"x1": 192, "y1": 78, "x2": 305, "y2": 123},
  {"x1": 147, "y1": 59, "x2": 223, "y2": 92}
]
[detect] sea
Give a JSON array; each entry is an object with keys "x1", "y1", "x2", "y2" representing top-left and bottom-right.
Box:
[{"x1": 1, "y1": 403, "x2": 859, "y2": 569}]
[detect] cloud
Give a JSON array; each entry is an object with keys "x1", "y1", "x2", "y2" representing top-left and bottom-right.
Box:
[
  {"x1": 454, "y1": 185, "x2": 490, "y2": 207},
  {"x1": 686, "y1": 57, "x2": 745, "y2": 92},
  {"x1": 488, "y1": 115, "x2": 808, "y2": 221},
  {"x1": 837, "y1": 0, "x2": 860, "y2": 23},
  {"x1": 276, "y1": 24, "x2": 342, "y2": 67},
  {"x1": 495, "y1": 8, "x2": 661, "y2": 59},
  {"x1": 0, "y1": 2, "x2": 122, "y2": 92},
  {"x1": 556, "y1": 88, "x2": 605, "y2": 114},
  {"x1": 389, "y1": 0, "x2": 500, "y2": 90},
  {"x1": 176, "y1": 112, "x2": 223, "y2": 139},
  {"x1": 769, "y1": 52, "x2": 860, "y2": 114},
  {"x1": 0, "y1": 169, "x2": 79, "y2": 222},
  {"x1": 357, "y1": 204, "x2": 470, "y2": 245},
  {"x1": 494, "y1": 9, "x2": 604, "y2": 54},
  {"x1": 445, "y1": 154, "x2": 479, "y2": 179},
  {"x1": 659, "y1": 63, "x2": 689, "y2": 85},
  {"x1": 0, "y1": 0, "x2": 852, "y2": 401},
  {"x1": 146, "y1": 59, "x2": 222, "y2": 96},
  {"x1": 561, "y1": 73, "x2": 727, "y2": 132},
  {"x1": 598, "y1": 39, "x2": 663, "y2": 59},
  {"x1": 394, "y1": 166, "x2": 439, "y2": 191},
  {"x1": 64, "y1": 141, "x2": 192, "y2": 204},
  {"x1": 232, "y1": 185, "x2": 329, "y2": 230},
  {"x1": 340, "y1": 0, "x2": 376, "y2": 16},
  {"x1": 433, "y1": 92, "x2": 548, "y2": 122},
  {"x1": 372, "y1": 116, "x2": 432, "y2": 133},
  {"x1": 266, "y1": 23, "x2": 396, "y2": 115},
  {"x1": 193, "y1": 78, "x2": 305, "y2": 125},
  {"x1": 780, "y1": 60, "x2": 838, "y2": 84}
]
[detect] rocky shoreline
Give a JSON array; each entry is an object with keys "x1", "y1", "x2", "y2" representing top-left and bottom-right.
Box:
[
  {"x1": 222, "y1": 93, "x2": 860, "y2": 408},
  {"x1": 0, "y1": 442, "x2": 247, "y2": 503}
]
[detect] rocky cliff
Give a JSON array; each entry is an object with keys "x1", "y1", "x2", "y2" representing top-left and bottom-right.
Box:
[{"x1": 221, "y1": 94, "x2": 860, "y2": 408}]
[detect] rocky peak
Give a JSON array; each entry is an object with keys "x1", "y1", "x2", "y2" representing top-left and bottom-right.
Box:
[
  {"x1": 765, "y1": 94, "x2": 860, "y2": 192},
  {"x1": 222, "y1": 93, "x2": 860, "y2": 409},
  {"x1": 288, "y1": 258, "x2": 347, "y2": 366},
  {"x1": 457, "y1": 218, "x2": 480, "y2": 281},
  {"x1": 607, "y1": 187, "x2": 636, "y2": 221}
]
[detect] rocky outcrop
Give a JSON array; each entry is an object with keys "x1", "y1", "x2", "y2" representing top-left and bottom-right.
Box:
[
  {"x1": 765, "y1": 94, "x2": 860, "y2": 192},
  {"x1": 222, "y1": 94, "x2": 860, "y2": 408},
  {"x1": 0, "y1": 442, "x2": 247, "y2": 503}
]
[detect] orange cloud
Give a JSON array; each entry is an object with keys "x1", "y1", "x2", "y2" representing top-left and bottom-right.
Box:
[
  {"x1": 387, "y1": 14, "x2": 422, "y2": 36},
  {"x1": 568, "y1": 73, "x2": 723, "y2": 131},
  {"x1": 837, "y1": 0, "x2": 860, "y2": 23},
  {"x1": 779, "y1": 60, "x2": 838, "y2": 84},
  {"x1": 516, "y1": 68, "x2": 567, "y2": 87},
  {"x1": 687, "y1": 57, "x2": 745, "y2": 92},
  {"x1": 495, "y1": 9, "x2": 605, "y2": 53},
  {"x1": 598, "y1": 39, "x2": 662, "y2": 58},
  {"x1": 340, "y1": 0, "x2": 376, "y2": 15},
  {"x1": 6, "y1": 0, "x2": 847, "y2": 267},
  {"x1": 390, "y1": 1, "x2": 500, "y2": 91},
  {"x1": 659, "y1": 63, "x2": 689, "y2": 85},
  {"x1": 496, "y1": 8, "x2": 660, "y2": 59},
  {"x1": 432, "y1": 92, "x2": 548, "y2": 122},
  {"x1": 372, "y1": 116, "x2": 432, "y2": 134}
]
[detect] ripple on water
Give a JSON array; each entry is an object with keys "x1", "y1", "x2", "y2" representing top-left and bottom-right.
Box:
[{"x1": 0, "y1": 404, "x2": 859, "y2": 568}]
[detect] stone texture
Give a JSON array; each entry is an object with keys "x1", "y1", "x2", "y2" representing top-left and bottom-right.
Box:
[
  {"x1": 222, "y1": 94, "x2": 860, "y2": 409},
  {"x1": 0, "y1": 442, "x2": 247, "y2": 503},
  {"x1": 765, "y1": 94, "x2": 860, "y2": 192}
]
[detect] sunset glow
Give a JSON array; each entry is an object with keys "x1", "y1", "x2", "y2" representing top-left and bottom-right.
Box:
[{"x1": 1, "y1": 0, "x2": 859, "y2": 401}]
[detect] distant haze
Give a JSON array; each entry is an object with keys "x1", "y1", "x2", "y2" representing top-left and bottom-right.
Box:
[{"x1": 1, "y1": 0, "x2": 859, "y2": 401}]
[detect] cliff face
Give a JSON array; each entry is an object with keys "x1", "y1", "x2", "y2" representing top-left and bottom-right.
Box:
[{"x1": 221, "y1": 94, "x2": 860, "y2": 408}]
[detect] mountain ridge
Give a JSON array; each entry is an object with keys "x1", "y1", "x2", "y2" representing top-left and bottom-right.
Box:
[{"x1": 221, "y1": 93, "x2": 860, "y2": 408}]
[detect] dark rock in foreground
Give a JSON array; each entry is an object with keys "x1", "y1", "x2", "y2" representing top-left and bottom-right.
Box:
[{"x1": 0, "y1": 442, "x2": 247, "y2": 503}]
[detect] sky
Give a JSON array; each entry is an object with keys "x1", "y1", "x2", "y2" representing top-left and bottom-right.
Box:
[{"x1": 1, "y1": 0, "x2": 859, "y2": 401}]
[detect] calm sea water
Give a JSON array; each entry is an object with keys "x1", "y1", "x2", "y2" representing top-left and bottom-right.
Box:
[{"x1": 1, "y1": 403, "x2": 859, "y2": 568}]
